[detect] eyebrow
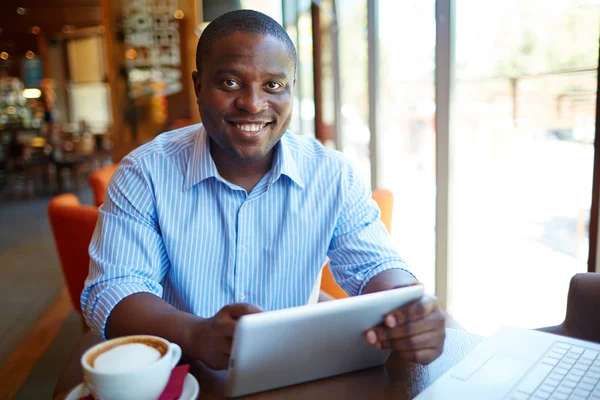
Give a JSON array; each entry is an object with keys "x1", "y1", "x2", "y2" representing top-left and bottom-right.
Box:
[
  {"x1": 214, "y1": 68, "x2": 290, "y2": 81},
  {"x1": 265, "y1": 72, "x2": 289, "y2": 81},
  {"x1": 214, "y1": 68, "x2": 241, "y2": 76}
]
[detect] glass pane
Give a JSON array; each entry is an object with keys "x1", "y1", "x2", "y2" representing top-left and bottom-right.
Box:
[
  {"x1": 297, "y1": 9, "x2": 315, "y2": 138},
  {"x1": 451, "y1": 0, "x2": 600, "y2": 335},
  {"x1": 338, "y1": 0, "x2": 371, "y2": 184},
  {"x1": 283, "y1": 21, "x2": 302, "y2": 135},
  {"x1": 378, "y1": 0, "x2": 437, "y2": 290}
]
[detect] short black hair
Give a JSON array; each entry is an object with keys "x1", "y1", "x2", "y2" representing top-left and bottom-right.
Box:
[{"x1": 196, "y1": 9, "x2": 297, "y2": 75}]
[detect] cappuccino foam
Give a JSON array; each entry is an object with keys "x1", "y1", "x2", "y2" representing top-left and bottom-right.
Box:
[{"x1": 93, "y1": 343, "x2": 162, "y2": 373}]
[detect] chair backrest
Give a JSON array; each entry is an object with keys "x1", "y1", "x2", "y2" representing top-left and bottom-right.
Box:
[
  {"x1": 564, "y1": 273, "x2": 600, "y2": 342},
  {"x1": 371, "y1": 188, "x2": 394, "y2": 233},
  {"x1": 48, "y1": 194, "x2": 99, "y2": 315},
  {"x1": 537, "y1": 273, "x2": 600, "y2": 343},
  {"x1": 89, "y1": 164, "x2": 118, "y2": 206},
  {"x1": 320, "y1": 188, "x2": 394, "y2": 299}
]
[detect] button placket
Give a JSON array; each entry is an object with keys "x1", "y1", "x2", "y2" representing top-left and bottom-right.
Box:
[{"x1": 236, "y1": 200, "x2": 250, "y2": 303}]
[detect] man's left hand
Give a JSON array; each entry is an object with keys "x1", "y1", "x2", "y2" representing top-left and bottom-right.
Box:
[{"x1": 364, "y1": 294, "x2": 446, "y2": 365}]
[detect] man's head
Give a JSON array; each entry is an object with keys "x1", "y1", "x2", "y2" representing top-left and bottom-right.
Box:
[
  {"x1": 195, "y1": 10, "x2": 297, "y2": 76},
  {"x1": 192, "y1": 10, "x2": 297, "y2": 164}
]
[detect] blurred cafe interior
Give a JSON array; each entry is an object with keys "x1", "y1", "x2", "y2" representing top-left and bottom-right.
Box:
[{"x1": 1, "y1": 0, "x2": 600, "y2": 398}]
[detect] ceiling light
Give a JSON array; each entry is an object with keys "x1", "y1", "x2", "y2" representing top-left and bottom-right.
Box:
[
  {"x1": 0, "y1": 52, "x2": 8, "y2": 60},
  {"x1": 125, "y1": 48, "x2": 137, "y2": 60},
  {"x1": 174, "y1": 10, "x2": 184, "y2": 19},
  {"x1": 26, "y1": 51, "x2": 34, "y2": 59},
  {"x1": 16, "y1": 7, "x2": 26, "y2": 15},
  {"x1": 23, "y1": 88, "x2": 42, "y2": 99},
  {"x1": 31, "y1": 26, "x2": 40, "y2": 35}
]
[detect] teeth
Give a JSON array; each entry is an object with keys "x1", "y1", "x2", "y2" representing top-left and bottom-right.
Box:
[{"x1": 234, "y1": 123, "x2": 266, "y2": 132}]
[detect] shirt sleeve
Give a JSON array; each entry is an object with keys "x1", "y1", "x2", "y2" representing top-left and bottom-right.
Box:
[
  {"x1": 81, "y1": 155, "x2": 169, "y2": 338},
  {"x1": 327, "y1": 163, "x2": 416, "y2": 296}
]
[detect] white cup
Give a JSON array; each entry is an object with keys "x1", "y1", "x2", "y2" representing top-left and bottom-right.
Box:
[{"x1": 81, "y1": 335, "x2": 182, "y2": 400}]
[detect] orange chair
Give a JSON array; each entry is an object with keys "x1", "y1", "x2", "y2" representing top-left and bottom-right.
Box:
[
  {"x1": 371, "y1": 188, "x2": 394, "y2": 234},
  {"x1": 320, "y1": 189, "x2": 394, "y2": 299},
  {"x1": 89, "y1": 164, "x2": 118, "y2": 207},
  {"x1": 48, "y1": 194, "x2": 99, "y2": 316}
]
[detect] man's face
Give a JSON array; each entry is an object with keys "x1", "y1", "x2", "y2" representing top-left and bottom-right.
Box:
[{"x1": 193, "y1": 32, "x2": 295, "y2": 163}]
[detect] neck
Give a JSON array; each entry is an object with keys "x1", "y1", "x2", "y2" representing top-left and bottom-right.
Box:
[{"x1": 209, "y1": 139, "x2": 274, "y2": 193}]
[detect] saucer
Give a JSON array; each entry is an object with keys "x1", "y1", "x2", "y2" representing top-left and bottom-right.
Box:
[{"x1": 65, "y1": 373, "x2": 200, "y2": 400}]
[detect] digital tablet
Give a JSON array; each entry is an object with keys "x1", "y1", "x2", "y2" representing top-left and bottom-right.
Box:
[{"x1": 227, "y1": 284, "x2": 424, "y2": 397}]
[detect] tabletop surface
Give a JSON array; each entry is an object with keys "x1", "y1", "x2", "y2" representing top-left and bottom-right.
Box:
[{"x1": 54, "y1": 328, "x2": 484, "y2": 400}]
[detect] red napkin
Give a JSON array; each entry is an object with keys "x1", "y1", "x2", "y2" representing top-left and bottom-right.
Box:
[
  {"x1": 79, "y1": 364, "x2": 191, "y2": 400},
  {"x1": 158, "y1": 364, "x2": 190, "y2": 400}
]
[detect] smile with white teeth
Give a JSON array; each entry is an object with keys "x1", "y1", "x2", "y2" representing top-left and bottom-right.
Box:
[{"x1": 234, "y1": 123, "x2": 267, "y2": 132}]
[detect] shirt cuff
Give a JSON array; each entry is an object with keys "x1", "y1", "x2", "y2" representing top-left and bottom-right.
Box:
[
  {"x1": 358, "y1": 262, "x2": 418, "y2": 295},
  {"x1": 84, "y1": 283, "x2": 156, "y2": 339}
]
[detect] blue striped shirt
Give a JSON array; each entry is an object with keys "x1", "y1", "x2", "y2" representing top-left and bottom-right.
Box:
[{"x1": 81, "y1": 124, "x2": 411, "y2": 338}]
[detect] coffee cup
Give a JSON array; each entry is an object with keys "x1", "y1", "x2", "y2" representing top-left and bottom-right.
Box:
[{"x1": 81, "y1": 335, "x2": 182, "y2": 400}]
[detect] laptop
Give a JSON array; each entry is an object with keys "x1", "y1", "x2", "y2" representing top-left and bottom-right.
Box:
[
  {"x1": 225, "y1": 284, "x2": 424, "y2": 397},
  {"x1": 415, "y1": 326, "x2": 600, "y2": 400}
]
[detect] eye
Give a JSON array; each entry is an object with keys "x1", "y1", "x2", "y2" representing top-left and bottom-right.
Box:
[
  {"x1": 266, "y1": 82, "x2": 282, "y2": 90},
  {"x1": 223, "y1": 79, "x2": 240, "y2": 89}
]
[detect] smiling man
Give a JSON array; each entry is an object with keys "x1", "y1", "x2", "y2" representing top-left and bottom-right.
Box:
[{"x1": 81, "y1": 10, "x2": 446, "y2": 370}]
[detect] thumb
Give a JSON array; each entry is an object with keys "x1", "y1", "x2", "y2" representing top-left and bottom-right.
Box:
[{"x1": 223, "y1": 303, "x2": 263, "y2": 320}]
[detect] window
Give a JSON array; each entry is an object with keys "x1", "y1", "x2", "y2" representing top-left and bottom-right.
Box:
[
  {"x1": 338, "y1": 0, "x2": 371, "y2": 184},
  {"x1": 377, "y1": 0, "x2": 437, "y2": 290},
  {"x1": 449, "y1": 0, "x2": 600, "y2": 334}
]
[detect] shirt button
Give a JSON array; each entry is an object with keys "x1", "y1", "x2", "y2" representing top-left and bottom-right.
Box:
[
  {"x1": 240, "y1": 245, "x2": 247, "y2": 252},
  {"x1": 240, "y1": 292, "x2": 246, "y2": 300}
]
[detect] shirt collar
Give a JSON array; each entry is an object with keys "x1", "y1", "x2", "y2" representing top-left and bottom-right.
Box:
[
  {"x1": 270, "y1": 133, "x2": 305, "y2": 188},
  {"x1": 183, "y1": 126, "x2": 304, "y2": 191},
  {"x1": 183, "y1": 125, "x2": 220, "y2": 191}
]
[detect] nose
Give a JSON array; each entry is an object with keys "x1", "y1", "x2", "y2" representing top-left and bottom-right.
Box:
[{"x1": 235, "y1": 86, "x2": 268, "y2": 114}]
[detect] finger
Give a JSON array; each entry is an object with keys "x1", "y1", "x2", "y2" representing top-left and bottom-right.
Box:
[
  {"x1": 392, "y1": 346, "x2": 444, "y2": 365},
  {"x1": 404, "y1": 295, "x2": 439, "y2": 322},
  {"x1": 370, "y1": 310, "x2": 445, "y2": 342},
  {"x1": 380, "y1": 328, "x2": 446, "y2": 352},
  {"x1": 224, "y1": 303, "x2": 263, "y2": 319},
  {"x1": 384, "y1": 295, "x2": 439, "y2": 328},
  {"x1": 365, "y1": 329, "x2": 378, "y2": 346}
]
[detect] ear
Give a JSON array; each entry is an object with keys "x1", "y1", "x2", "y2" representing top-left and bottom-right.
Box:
[{"x1": 192, "y1": 71, "x2": 201, "y2": 100}]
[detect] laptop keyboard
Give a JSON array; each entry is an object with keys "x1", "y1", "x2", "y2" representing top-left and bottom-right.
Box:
[{"x1": 508, "y1": 342, "x2": 600, "y2": 400}]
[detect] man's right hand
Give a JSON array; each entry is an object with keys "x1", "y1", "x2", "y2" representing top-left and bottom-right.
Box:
[
  {"x1": 193, "y1": 303, "x2": 262, "y2": 370},
  {"x1": 104, "y1": 294, "x2": 263, "y2": 371}
]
